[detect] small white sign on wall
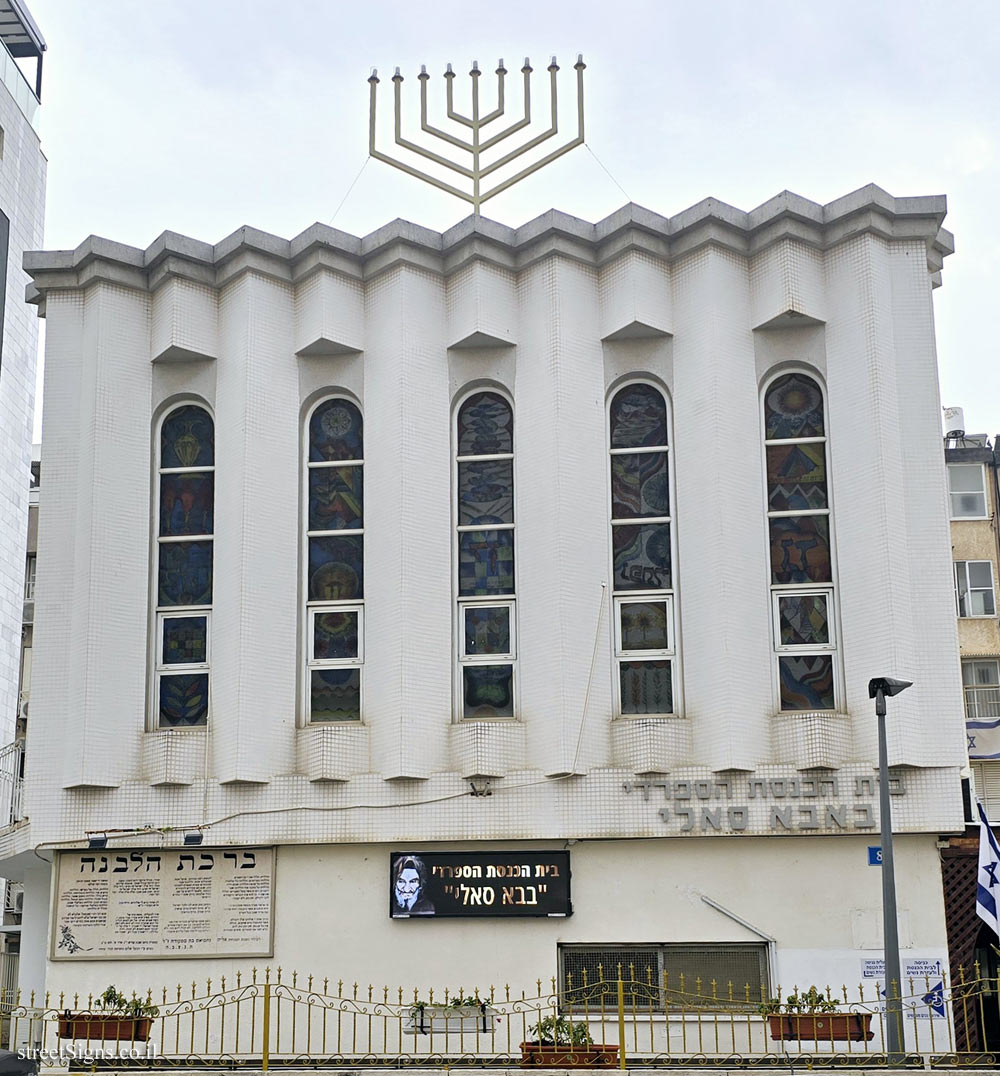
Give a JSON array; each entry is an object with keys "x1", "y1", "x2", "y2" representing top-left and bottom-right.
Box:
[{"x1": 859, "y1": 958, "x2": 946, "y2": 1020}]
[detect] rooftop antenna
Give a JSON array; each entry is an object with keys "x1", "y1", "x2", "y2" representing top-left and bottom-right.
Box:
[{"x1": 368, "y1": 55, "x2": 586, "y2": 218}]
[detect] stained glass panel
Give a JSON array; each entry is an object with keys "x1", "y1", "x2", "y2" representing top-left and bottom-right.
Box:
[
  {"x1": 459, "y1": 460, "x2": 513, "y2": 525},
  {"x1": 769, "y1": 515, "x2": 831, "y2": 584},
  {"x1": 778, "y1": 655, "x2": 835, "y2": 711},
  {"x1": 309, "y1": 399, "x2": 363, "y2": 462},
  {"x1": 162, "y1": 616, "x2": 208, "y2": 665},
  {"x1": 611, "y1": 452, "x2": 669, "y2": 518},
  {"x1": 309, "y1": 466, "x2": 363, "y2": 531},
  {"x1": 777, "y1": 594, "x2": 830, "y2": 646},
  {"x1": 766, "y1": 443, "x2": 827, "y2": 511},
  {"x1": 161, "y1": 405, "x2": 214, "y2": 469},
  {"x1": 620, "y1": 660, "x2": 673, "y2": 714},
  {"x1": 310, "y1": 668, "x2": 361, "y2": 721},
  {"x1": 463, "y1": 664, "x2": 514, "y2": 718},
  {"x1": 610, "y1": 385, "x2": 667, "y2": 449},
  {"x1": 309, "y1": 535, "x2": 364, "y2": 600},
  {"x1": 613, "y1": 523, "x2": 671, "y2": 590},
  {"x1": 464, "y1": 606, "x2": 511, "y2": 656},
  {"x1": 459, "y1": 530, "x2": 514, "y2": 596},
  {"x1": 160, "y1": 473, "x2": 214, "y2": 536},
  {"x1": 764, "y1": 373, "x2": 824, "y2": 440},
  {"x1": 313, "y1": 611, "x2": 359, "y2": 660},
  {"x1": 620, "y1": 601, "x2": 668, "y2": 651},
  {"x1": 158, "y1": 541, "x2": 213, "y2": 606},
  {"x1": 457, "y1": 392, "x2": 513, "y2": 456},
  {"x1": 159, "y1": 673, "x2": 209, "y2": 727}
]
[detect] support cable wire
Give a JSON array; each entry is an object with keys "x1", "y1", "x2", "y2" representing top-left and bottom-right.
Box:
[
  {"x1": 585, "y1": 143, "x2": 632, "y2": 203},
  {"x1": 571, "y1": 582, "x2": 607, "y2": 775},
  {"x1": 328, "y1": 157, "x2": 371, "y2": 226}
]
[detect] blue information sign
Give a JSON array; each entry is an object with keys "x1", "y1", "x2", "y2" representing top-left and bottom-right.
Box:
[{"x1": 867, "y1": 846, "x2": 882, "y2": 866}]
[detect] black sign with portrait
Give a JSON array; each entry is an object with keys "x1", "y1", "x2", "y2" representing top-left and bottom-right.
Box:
[{"x1": 389, "y1": 851, "x2": 571, "y2": 918}]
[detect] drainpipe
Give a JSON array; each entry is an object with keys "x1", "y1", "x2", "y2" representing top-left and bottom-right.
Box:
[{"x1": 992, "y1": 438, "x2": 1000, "y2": 572}]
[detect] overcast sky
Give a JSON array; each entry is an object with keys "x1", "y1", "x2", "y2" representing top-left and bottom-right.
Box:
[{"x1": 25, "y1": 0, "x2": 1000, "y2": 439}]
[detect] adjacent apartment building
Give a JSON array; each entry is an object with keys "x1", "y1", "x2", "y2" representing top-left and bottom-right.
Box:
[
  {"x1": 0, "y1": 1, "x2": 44, "y2": 755},
  {"x1": 0, "y1": 0, "x2": 44, "y2": 1003},
  {"x1": 944, "y1": 416, "x2": 1000, "y2": 800},
  {"x1": 0, "y1": 183, "x2": 969, "y2": 1055},
  {"x1": 939, "y1": 415, "x2": 1000, "y2": 1050}
]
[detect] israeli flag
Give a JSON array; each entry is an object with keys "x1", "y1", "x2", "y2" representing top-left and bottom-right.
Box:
[{"x1": 976, "y1": 800, "x2": 1000, "y2": 939}]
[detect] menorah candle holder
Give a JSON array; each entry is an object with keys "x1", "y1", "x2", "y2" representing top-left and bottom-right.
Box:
[{"x1": 368, "y1": 55, "x2": 586, "y2": 214}]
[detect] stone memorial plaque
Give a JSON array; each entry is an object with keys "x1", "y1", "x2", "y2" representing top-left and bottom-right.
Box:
[{"x1": 51, "y1": 847, "x2": 274, "y2": 960}]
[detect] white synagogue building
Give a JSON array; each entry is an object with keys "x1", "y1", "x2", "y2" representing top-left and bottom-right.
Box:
[{"x1": 0, "y1": 181, "x2": 968, "y2": 1036}]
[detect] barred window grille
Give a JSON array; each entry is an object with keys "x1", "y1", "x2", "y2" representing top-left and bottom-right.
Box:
[{"x1": 559, "y1": 943, "x2": 769, "y2": 1011}]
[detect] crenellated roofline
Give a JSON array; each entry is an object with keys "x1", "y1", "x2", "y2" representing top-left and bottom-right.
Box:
[{"x1": 23, "y1": 184, "x2": 954, "y2": 309}]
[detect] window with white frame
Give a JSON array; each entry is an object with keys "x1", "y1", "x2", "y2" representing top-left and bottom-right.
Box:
[
  {"x1": 456, "y1": 391, "x2": 515, "y2": 719},
  {"x1": 155, "y1": 404, "x2": 214, "y2": 727},
  {"x1": 24, "y1": 554, "x2": 35, "y2": 600},
  {"x1": 955, "y1": 561, "x2": 996, "y2": 617},
  {"x1": 949, "y1": 463, "x2": 988, "y2": 519},
  {"x1": 305, "y1": 398, "x2": 364, "y2": 722},
  {"x1": 964, "y1": 659, "x2": 1000, "y2": 722},
  {"x1": 609, "y1": 384, "x2": 675, "y2": 715},
  {"x1": 763, "y1": 372, "x2": 837, "y2": 711}
]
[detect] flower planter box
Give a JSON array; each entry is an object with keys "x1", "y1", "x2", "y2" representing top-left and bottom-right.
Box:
[
  {"x1": 405, "y1": 1004, "x2": 497, "y2": 1036},
  {"x1": 520, "y1": 1043, "x2": 619, "y2": 1068},
  {"x1": 767, "y1": 1012, "x2": 873, "y2": 1042},
  {"x1": 57, "y1": 1015, "x2": 153, "y2": 1042}
]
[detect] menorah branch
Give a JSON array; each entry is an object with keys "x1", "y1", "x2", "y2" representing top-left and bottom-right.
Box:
[
  {"x1": 368, "y1": 55, "x2": 586, "y2": 215},
  {"x1": 479, "y1": 66, "x2": 533, "y2": 153},
  {"x1": 392, "y1": 74, "x2": 474, "y2": 179},
  {"x1": 479, "y1": 60, "x2": 586, "y2": 205},
  {"x1": 479, "y1": 64, "x2": 561, "y2": 180}
]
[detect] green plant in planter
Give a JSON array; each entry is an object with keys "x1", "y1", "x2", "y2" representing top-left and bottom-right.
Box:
[
  {"x1": 97, "y1": 985, "x2": 160, "y2": 1019},
  {"x1": 412, "y1": 989, "x2": 488, "y2": 1013},
  {"x1": 758, "y1": 986, "x2": 839, "y2": 1017},
  {"x1": 527, "y1": 1015, "x2": 593, "y2": 1047}
]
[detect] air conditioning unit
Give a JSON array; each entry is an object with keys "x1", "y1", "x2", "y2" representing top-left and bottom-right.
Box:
[
  {"x1": 17, "y1": 699, "x2": 28, "y2": 722},
  {"x1": 13, "y1": 891, "x2": 22, "y2": 914}
]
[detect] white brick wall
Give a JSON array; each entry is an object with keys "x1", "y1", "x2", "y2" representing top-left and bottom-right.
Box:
[{"x1": 17, "y1": 187, "x2": 966, "y2": 857}]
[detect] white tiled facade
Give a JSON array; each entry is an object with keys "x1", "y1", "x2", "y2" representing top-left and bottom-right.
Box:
[
  {"x1": 0, "y1": 53, "x2": 44, "y2": 752},
  {"x1": 4, "y1": 186, "x2": 968, "y2": 1007}
]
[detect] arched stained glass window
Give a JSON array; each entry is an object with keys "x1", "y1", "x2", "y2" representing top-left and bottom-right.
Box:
[
  {"x1": 456, "y1": 391, "x2": 515, "y2": 719},
  {"x1": 763, "y1": 372, "x2": 837, "y2": 711},
  {"x1": 155, "y1": 404, "x2": 214, "y2": 727},
  {"x1": 609, "y1": 383, "x2": 675, "y2": 715},
  {"x1": 305, "y1": 398, "x2": 364, "y2": 722}
]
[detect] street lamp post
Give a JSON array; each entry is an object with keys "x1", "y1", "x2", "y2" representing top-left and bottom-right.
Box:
[{"x1": 868, "y1": 675, "x2": 912, "y2": 1064}]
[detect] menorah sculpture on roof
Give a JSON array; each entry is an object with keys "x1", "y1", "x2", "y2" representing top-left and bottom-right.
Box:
[{"x1": 368, "y1": 56, "x2": 586, "y2": 215}]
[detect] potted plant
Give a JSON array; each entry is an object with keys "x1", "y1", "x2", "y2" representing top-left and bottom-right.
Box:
[
  {"x1": 760, "y1": 986, "x2": 873, "y2": 1042},
  {"x1": 58, "y1": 985, "x2": 159, "y2": 1042},
  {"x1": 405, "y1": 990, "x2": 498, "y2": 1035},
  {"x1": 520, "y1": 1014, "x2": 619, "y2": 1068}
]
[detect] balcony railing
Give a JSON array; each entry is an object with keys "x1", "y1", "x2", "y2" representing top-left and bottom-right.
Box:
[
  {"x1": 0, "y1": 742, "x2": 24, "y2": 831},
  {"x1": 0, "y1": 42, "x2": 38, "y2": 127}
]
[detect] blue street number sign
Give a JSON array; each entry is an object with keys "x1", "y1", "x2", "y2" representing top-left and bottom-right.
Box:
[{"x1": 867, "y1": 846, "x2": 882, "y2": 866}]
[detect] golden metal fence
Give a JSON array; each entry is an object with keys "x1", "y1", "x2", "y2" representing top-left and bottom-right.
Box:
[{"x1": 1, "y1": 963, "x2": 999, "y2": 1068}]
